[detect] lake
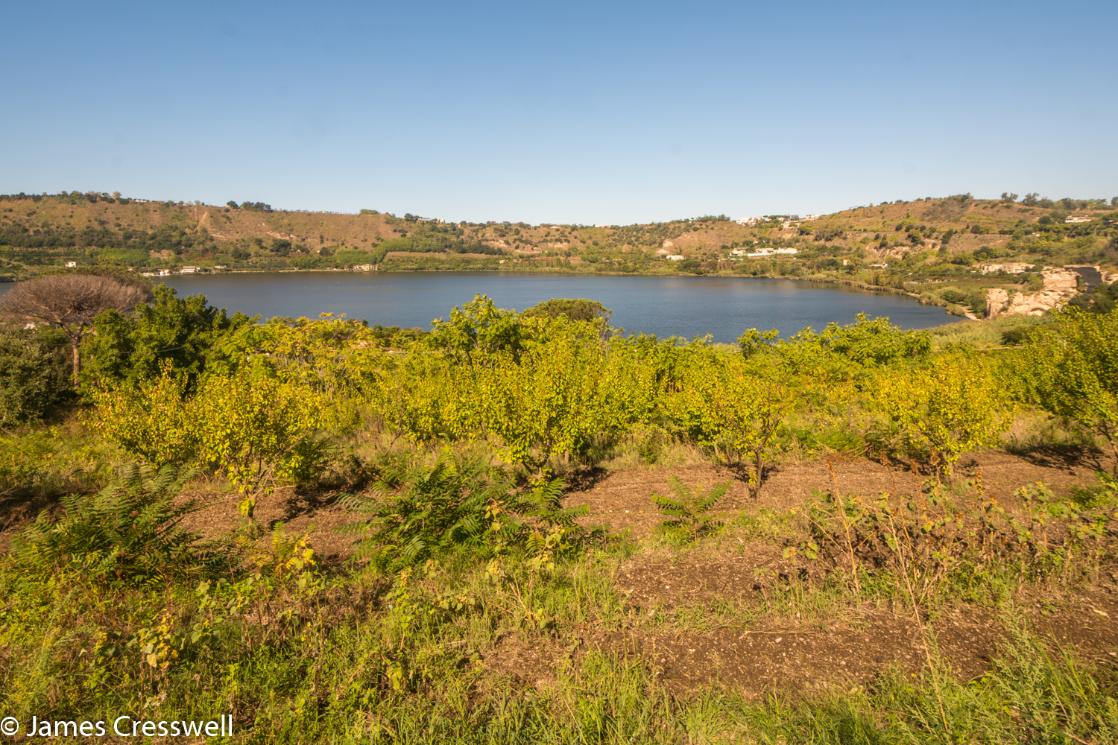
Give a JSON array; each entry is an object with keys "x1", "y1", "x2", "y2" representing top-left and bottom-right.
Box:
[{"x1": 155, "y1": 272, "x2": 953, "y2": 342}]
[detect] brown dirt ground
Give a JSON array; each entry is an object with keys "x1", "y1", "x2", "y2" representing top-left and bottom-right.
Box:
[
  {"x1": 546, "y1": 450, "x2": 1118, "y2": 698},
  {"x1": 565, "y1": 451, "x2": 1106, "y2": 541},
  {"x1": 615, "y1": 542, "x2": 787, "y2": 611},
  {"x1": 591, "y1": 604, "x2": 1005, "y2": 696},
  {"x1": 480, "y1": 586, "x2": 1118, "y2": 698},
  {"x1": 178, "y1": 480, "x2": 363, "y2": 561}
]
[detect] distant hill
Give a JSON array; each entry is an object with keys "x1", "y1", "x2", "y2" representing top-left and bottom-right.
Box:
[{"x1": 2, "y1": 191, "x2": 1116, "y2": 317}]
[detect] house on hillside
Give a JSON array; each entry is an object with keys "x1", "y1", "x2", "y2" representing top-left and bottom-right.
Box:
[
  {"x1": 978, "y1": 262, "x2": 1033, "y2": 275},
  {"x1": 665, "y1": 254, "x2": 685, "y2": 261},
  {"x1": 736, "y1": 247, "x2": 799, "y2": 258}
]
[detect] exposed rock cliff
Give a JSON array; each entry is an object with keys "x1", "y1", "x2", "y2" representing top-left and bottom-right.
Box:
[{"x1": 985, "y1": 267, "x2": 1081, "y2": 318}]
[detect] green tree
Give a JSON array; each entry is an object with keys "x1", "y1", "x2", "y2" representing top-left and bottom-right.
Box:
[
  {"x1": 0, "y1": 274, "x2": 148, "y2": 383},
  {"x1": 522, "y1": 298, "x2": 611, "y2": 324},
  {"x1": 429, "y1": 295, "x2": 526, "y2": 365},
  {"x1": 667, "y1": 353, "x2": 791, "y2": 496},
  {"x1": 870, "y1": 355, "x2": 1011, "y2": 479},
  {"x1": 82, "y1": 285, "x2": 249, "y2": 391},
  {"x1": 1020, "y1": 308, "x2": 1118, "y2": 469},
  {"x1": 0, "y1": 327, "x2": 72, "y2": 427}
]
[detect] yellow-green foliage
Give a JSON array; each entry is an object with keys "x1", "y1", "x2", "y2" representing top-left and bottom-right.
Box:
[
  {"x1": 224, "y1": 314, "x2": 386, "y2": 397},
  {"x1": 92, "y1": 367, "x2": 195, "y2": 467},
  {"x1": 94, "y1": 365, "x2": 331, "y2": 494},
  {"x1": 666, "y1": 350, "x2": 792, "y2": 494},
  {"x1": 374, "y1": 311, "x2": 667, "y2": 474},
  {"x1": 1021, "y1": 307, "x2": 1118, "y2": 461},
  {"x1": 191, "y1": 367, "x2": 330, "y2": 494},
  {"x1": 869, "y1": 354, "x2": 1012, "y2": 477}
]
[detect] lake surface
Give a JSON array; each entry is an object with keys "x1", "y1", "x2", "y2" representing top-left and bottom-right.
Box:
[{"x1": 155, "y1": 272, "x2": 953, "y2": 342}]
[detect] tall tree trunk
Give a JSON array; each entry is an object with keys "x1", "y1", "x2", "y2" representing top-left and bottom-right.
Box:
[{"x1": 70, "y1": 336, "x2": 81, "y2": 385}]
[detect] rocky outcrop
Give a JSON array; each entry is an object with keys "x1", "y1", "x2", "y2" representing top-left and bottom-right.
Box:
[
  {"x1": 985, "y1": 268, "x2": 1080, "y2": 318},
  {"x1": 978, "y1": 262, "x2": 1033, "y2": 275}
]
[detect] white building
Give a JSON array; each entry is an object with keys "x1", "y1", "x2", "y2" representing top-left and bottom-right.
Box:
[
  {"x1": 665, "y1": 254, "x2": 685, "y2": 262},
  {"x1": 733, "y1": 247, "x2": 799, "y2": 258}
]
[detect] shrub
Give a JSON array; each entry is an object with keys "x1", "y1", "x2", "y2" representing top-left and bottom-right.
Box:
[
  {"x1": 811, "y1": 313, "x2": 931, "y2": 366},
  {"x1": 869, "y1": 355, "x2": 1011, "y2": 478},
  {"x1": 0, "y1": 327, "x2": 72, "y2": 427},
  {"x1": 375, "y1": 313, "x2": 659, "y2": 476},
  {"x1": 191, "y1": 367, "x2": 331, "y2": 494},
  {"x1": 667, "y1": 353, "x2": 791, "y2": 495},
  {"x1": 92, "y1": 366, "x2": 195, "y2": 467},
  {"x1": 95, "y1": 365, "x2": 331, "y2": 494},
  {"x1": 1020, "y1": 307, "x2": 1118, "y2": 468},
  {"x1": 522, "y1": 298, "x2": 611, "y2": 324},
  {"x1": 82, "y1": 284, "x2": 248, "y2": 392}
]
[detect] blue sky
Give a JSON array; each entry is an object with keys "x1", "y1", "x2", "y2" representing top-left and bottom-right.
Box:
[{"x1": 2, "y1": 1, "x2": 1116, "y2": 224}]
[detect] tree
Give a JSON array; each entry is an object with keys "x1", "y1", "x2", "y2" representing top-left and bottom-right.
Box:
[
  {"x1": 870, "y1": 355, "x2": 1011, "y2": 479},
  {"x1": 0, "y1": 274, "x2": 149, "y2": 383},
  {"x1": 667, "y1": 354, "x2": 792, "y2": 496},
  {"x1": 522, "y1": 298, "x2": 611, "y2": 324},
  {"x1": 0, "y1": 327, "x2": 71, "y2": 427},
  {"x1": 1020, "y1": 307, "x2": 1118, "y2": 470},
  {"x1": 82, "y1": 285, "x2": 248, "y2": 391}
]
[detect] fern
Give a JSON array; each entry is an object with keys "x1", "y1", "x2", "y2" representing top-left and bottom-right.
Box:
[
  {"x1": 11, "y1": 463, "x2": 211, "y2": 586},
  {"x1": 652, "y1": 477, "x2": 729, "y2": 544},
  {"x1": 344, "y1": 452, "x2": 585, "y2": 571}
]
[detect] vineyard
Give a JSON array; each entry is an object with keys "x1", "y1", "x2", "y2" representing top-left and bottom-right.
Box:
[{"x1": 1, "y1": 284, "x2": 1118, "y2": 742}]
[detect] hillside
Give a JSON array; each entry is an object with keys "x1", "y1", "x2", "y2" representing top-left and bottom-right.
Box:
[{"x1": 2, "y1": 192, "x2": 1116, "y2": 317}]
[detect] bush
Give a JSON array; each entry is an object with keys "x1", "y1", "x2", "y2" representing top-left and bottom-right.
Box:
[
  {"x1": 82, "y1": 284, "x2": 248, "y2": 392},
  {"x1": 869, "y1": 355, "x2": 1011, "y2": 478},
  {"x1": 190, "y1": 367, "x2": 331, "y2": 494},
  {"x1": 811, "y1": 313, "x2": 932, "y2": 366},
  {"x1": 1020, "y1": 307, "x2": 1118, "y2": 468},
  {"x1": 0, "y1": 327, "x2": 71, "y2": 427},
  {"x1": 92, "y1": 366, "x2": 196, "y2": 467},
  {"x1": 375, "y1": 306, "x2": 660, "y2": 476},
  {"x1": 94, "y1": 366, "x2": 331, "y2": 494},
  {"x1": 523, "y1": 298, "x2": 611, "y2": 324},
  {"x1": 667, "y1": 353, "x2": 791, "y2": 495}
]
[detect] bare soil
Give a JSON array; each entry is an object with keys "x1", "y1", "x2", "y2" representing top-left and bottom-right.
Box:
[{"x1": 564, "y1": 451, "x2": 1104, "y2": 541}]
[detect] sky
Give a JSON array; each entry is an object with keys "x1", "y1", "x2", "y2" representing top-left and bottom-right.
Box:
[{"x1": 2, "y1": 0, "x2": 1116, "y2": 225}]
